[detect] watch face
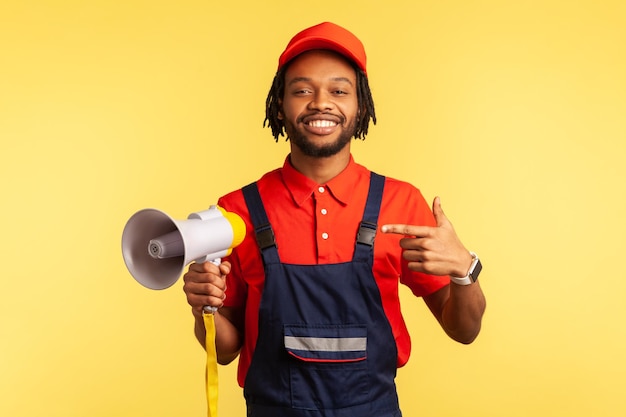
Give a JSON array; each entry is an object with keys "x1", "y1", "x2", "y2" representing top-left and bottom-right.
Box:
[{"x1": 471, "y1": 259, "x2": 482, "y2": 281}]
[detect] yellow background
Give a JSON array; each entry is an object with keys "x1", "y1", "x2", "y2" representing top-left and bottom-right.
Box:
[{"x1": 1, "y1": 1, "x2": 625, "y2": 416}]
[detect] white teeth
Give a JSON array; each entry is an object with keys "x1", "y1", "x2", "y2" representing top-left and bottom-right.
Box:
[{"x1": 308, "y1": 120, "x2": 337, "y2": 128}]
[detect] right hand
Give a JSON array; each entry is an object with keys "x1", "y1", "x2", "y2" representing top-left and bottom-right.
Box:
[{"x1": 182, "y1": 261, "x2": 231, "y2": 318}]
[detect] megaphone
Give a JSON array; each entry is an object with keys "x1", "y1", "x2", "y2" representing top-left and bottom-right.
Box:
[{"x1": 121, "y1": 205, "x2": 246, "y2": 291}]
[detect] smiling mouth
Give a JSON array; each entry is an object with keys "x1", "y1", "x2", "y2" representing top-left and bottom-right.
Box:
[
  {"x1": 307, "y1": 119, "x2": 338, "y2": 128},
  {"x1": 301, "y1": 113, "x2": 343, "y2": 126}
]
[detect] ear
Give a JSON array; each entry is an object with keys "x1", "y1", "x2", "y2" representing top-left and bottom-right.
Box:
[{"x1": 277, "y1": 98, "x2": 284, "y2": 120}]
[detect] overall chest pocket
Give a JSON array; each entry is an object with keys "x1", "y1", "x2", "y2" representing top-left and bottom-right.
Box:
[{"x1": 284, "y1": 324, "x2": 370, "y2": 410}]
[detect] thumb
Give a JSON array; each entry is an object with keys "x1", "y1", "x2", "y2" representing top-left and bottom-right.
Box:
[{"x1": 432, "y1": 196, "x2": 448, "y2": 227}]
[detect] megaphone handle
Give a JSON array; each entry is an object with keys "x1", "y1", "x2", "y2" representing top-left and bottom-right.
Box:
[{"x1": 199, "y1": 257, "x2": 221, "y2": 315}]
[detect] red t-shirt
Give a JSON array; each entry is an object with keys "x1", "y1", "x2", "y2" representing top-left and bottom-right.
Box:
[{"x1": 218, "y1": 155, "x2": 450, "y2": 387}]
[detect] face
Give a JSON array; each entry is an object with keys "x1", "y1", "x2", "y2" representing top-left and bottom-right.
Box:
[{"x1": 279, "y1": 50, "x2": 359, "y2": 158}]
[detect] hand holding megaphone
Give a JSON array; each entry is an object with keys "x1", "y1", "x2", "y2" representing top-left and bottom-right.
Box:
[
  {"x1": 122, "y1": 205, "x2": 245, "y2": 416},
  {"x1": 121, "y1": 205, "x2": 246, "y2": 312}
]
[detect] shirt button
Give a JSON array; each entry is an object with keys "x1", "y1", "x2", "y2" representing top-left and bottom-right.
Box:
[
  {"x1": 321, "y1": 232, "x2": 329, "y2": 240},
  {"x1": 321, "y1": 208, "x2": 328, "y2": 215},
  {"x1": 318, "y1": 186, "x2": 325, "y2": 193}
]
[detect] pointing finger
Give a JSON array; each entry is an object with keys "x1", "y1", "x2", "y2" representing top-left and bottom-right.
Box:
[{"x1": 381, "y1": 224, "x2": 432, "y2": 237}]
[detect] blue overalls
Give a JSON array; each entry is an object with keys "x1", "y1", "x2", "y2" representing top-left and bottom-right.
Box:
[{"x1": 241, "y1": 173, "x2": 401, "y2": 417}]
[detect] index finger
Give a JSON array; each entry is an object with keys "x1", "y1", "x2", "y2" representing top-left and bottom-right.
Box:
[
  {"x1": 381, "y1": 224, "x2": 432, "y2": 237},
  {"x1": 188, "y1": 261, "x2": 220, "y2": 274},
  {"x1": 218, "y1": 261, "x2": 232, "y2": 275}
]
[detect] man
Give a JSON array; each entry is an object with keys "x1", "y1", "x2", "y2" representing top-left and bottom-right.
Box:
[{"x1": 183, "y1": 22, "x2": 486, "y2": 417}]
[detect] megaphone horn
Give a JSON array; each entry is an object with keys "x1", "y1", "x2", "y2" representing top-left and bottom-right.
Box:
[{"x1": 121, "y1": 205, "x2": 245, "y2": 290}]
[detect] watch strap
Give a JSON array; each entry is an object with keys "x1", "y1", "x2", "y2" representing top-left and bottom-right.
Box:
[{"x1": 449, "y1": 251, "x2": 481, "y2": 286}]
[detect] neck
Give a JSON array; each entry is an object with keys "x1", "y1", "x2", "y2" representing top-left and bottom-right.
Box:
[{"x1": 288, "y1": 146, "x2": 351, "y2": 184}]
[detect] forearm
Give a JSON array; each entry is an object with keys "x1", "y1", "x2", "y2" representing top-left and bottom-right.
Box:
[{"x1": 441, "y1": 282, "x2": 486, "y2": 344}]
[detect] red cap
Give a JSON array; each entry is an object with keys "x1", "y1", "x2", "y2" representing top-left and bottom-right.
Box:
[{"x1": 278, "y1": 22, "x2": 367, "y2": 75}]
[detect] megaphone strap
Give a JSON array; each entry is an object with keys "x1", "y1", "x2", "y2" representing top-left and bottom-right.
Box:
[{"x1": 203, "y1": 312, "x2": 219, "y2": 417}]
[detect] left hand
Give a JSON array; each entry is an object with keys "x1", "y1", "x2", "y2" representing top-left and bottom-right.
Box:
[{"x1": 381, "y1": 197, "x2": 472, "y2": 277}]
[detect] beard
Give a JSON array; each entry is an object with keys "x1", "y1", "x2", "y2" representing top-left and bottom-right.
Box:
[{"x1": 284, "y1": 117, "x2": 357, "y2": 158}]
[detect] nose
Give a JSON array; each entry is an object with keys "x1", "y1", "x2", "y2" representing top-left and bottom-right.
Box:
[{"x1": 307, "y1": 91, "x2": 334, "y2": 112}]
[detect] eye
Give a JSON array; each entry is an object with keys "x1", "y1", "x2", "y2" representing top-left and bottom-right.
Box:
[
  {"x1": 331, "y1": 84, "x2": 353, "y2": 96},
  {"x1": 292, "y1": 87, "x2": 312, "y2": 96}
]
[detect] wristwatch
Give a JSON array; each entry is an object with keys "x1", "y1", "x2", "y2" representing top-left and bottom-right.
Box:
[{"x1": 449, "y1": 252, "x2": 482, "y2": 286}]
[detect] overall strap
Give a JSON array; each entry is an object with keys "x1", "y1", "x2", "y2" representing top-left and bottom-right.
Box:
[
  {"x1": 354, "y1": 172, "x2": 386, "y2": 262},
  {"x1": 241, "y1": 182, "x2": 281, "y2": 264}
]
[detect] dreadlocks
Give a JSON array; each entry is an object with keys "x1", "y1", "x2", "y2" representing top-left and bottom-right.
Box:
[{"x1": 263, "y1": 64, "x2": 377, "y2": 142}]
